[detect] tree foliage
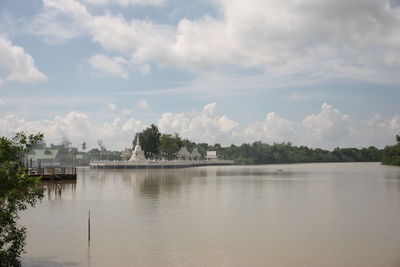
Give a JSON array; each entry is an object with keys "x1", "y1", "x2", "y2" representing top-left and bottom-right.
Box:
[
  {"x1": 97, "y1": 139, "x2": 106, "y2": 151},
  {"x1": 159, "y1": 134, "x2": 180, "y2": 160},
  {"x1": 30, "y1": 125, "x2": 387, "y2": 165},
  {"x1": 0, "y1": 133, "x2": 45, "y2": 265},
  {"x1": 381, "y1": 134, "x2": 400, "y2": 166},
  {"x1": 158, "y1": 133, "x2": 205, "y2": 160},
  {"x1": 86, "y1": 148, "x2": 121, "y2": 161},
  {"x1": 133, "y1": 124, "x2": 161, "y2": 159},
  {"x1": 218, "y1": 141, "x2": 383, "y2": 164},
  {"x1": 81, "y1": 142, "x2": 87, "y2": 151}
]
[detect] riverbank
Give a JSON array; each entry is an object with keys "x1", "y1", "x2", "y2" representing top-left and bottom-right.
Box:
[{"x1": 89, "y1": 159, "x2": 234, "y2": 169}]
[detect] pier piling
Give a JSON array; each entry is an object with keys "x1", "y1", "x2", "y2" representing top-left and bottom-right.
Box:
[{"x1": 88, "y1": 210, "x2": 91, "y2": 242}]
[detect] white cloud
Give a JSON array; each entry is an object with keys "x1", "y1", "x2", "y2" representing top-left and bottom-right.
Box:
[
  {"x1": 158, "y1": 112, "x2": 188, "y2": 132},
  {"x1": 243, "y1": 104, "x2": 400, "y2": 148},
  {"x1": 1, "y1": 103, "x2": 398, "y2": 150},
  {"x1": 0, "y1": 35, "x2": 47, "y2": 84},
  {"x1": 24, "y1": 8, "x2": 85, "y2": 44},
  {"x1": 302, "y1": 103, "x2": 351, "y2": 142},
  {"x1": 108, "y1": 103, "x2": 118, "y2": 111},
  {"x1": 122, "y1": 109, "x2": 133, "y2": 115},
  {"x1": 348, "y1": 114, "x2": 400, "y2": 147},
  {"x1": 89, "y1": 54, "x2": 130, "y2": 79},
  {"x1": 122, "y1": 118, "x2": 144, "y2": 132},
  {"x1": 97, "y1": 117, "x2": 145, "y2": 147},
  {"x1": 0, "y1": 112, "x2": 91, "y2": 146},
  {"x1": 245, "y1": 112, "x2": 295, "y2": 143},
  {"x1": 82, "y1": 0, "x2": 166, "y2": 6},
  {"x1": 138, "y1": 64, "x2": 151, "y2": 75},
  {"x1": 135, "y1": 100, "x2": 150, "y2": 110},
  {"x1": 0, "y1": 99, "x2": 6, "y2": 107},
  {"x1": 121, "y1": 100, "x2": 152, "y2": 116},
  {"x1": 38, "y1": 0, "x2": 400, "y2": 84},
  {"x1": 158, "y1": 103, "x2": 239, "y2": 144},
  {"x1": 0, "y1": 111, "x2": 144, "y2": 150},
  {"x1": 390, "y1": 115, "x2": 400, "y2": 130},
  {"x1": 20, "y1": 104, "x2": 30, "y2": 111}
]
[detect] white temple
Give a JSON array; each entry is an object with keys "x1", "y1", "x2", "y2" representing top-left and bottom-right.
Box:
[
  {"x1": 121, "y1": 147, "x2": 132, "y2": 161},
  {"x1": 190, "y1": 148, "x2": 201, "y2": 160},
  {"x1": 206, "y1": 151, "x2": 218, "y2": 160},
  {"x1": 129, "y1": 135, "x2": 146, "y2": 161},
  {"x1": 177, "y1": 147, "x2": 190, "y2": 160}
]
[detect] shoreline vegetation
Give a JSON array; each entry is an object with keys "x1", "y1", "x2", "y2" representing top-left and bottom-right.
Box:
[
  {"x1": 381, "y1": 135, "x2": 400, "y2": 166},
  {"x1": 26, "y1": 125, "x2": 400, "y2": 167},
  {"x1": 0, "y1": 133, "x2": 44, "y2": 265}
]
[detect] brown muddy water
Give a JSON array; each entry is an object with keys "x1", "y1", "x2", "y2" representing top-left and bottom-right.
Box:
[{"x1": 20, "y1": 162, "x2": 400, "y2": 267}]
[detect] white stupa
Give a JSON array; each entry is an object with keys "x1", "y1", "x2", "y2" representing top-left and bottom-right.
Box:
[{"x1": 129, "y1": 135, "x2": 146, "y2": 161}]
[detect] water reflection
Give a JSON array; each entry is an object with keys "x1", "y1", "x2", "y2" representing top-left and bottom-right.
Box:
[
  {"x1": 89, "y1": 168, "x2": 209, "y2": 196},
  {"x1": 88, "y1": 166, "x2": 301, "y2": 197},
  {"x1": 20, "y1": 163, "x2": 400, "y2": 267},
  {"x1": 43, "y1": 167, "x2": 306, "y2": 201},
  {"x1": 21, "y1": 256, "x2": 79, "y2": 267},
  {"x1": 42, "y1": 180, "x2": 76, "y2": 201},
  {"x1": 215, "y1": 168, "x2": 298, "y2": 177}
]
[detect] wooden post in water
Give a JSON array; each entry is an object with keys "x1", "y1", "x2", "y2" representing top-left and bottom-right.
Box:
[{"x1": 88, "y1": 210, "x2": 91, "y2": 242}]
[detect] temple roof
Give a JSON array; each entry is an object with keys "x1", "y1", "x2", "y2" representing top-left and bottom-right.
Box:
[
  {"x1": 121, "y1": 147, "x2": 132, "y2": 157},
  {"x1": 190, "y1": 148, "x2": 201, "y2": 158},
  {"x1": 134, "y1": 135, "x2": 143, "y2": 152},
  {"x1": 177, "y1": 147, "x2": 190, "y2": 157},
  {"x1": 27, "y1": 149, "x2": 59, "y2": 160}
]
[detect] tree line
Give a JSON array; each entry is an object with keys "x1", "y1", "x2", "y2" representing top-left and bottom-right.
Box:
[
  {"x1": 128, "y1": 124, "x2": 384, "y2": 164},
  {"x1": 381, "y1": 135, "x2": 400, "y2": 166},
  {"x1": 218, "y1": 142, "x2": 382, "y2": 164},
  {"x1": 30, "y1": 125, "x2": 397, "y2": 165}
]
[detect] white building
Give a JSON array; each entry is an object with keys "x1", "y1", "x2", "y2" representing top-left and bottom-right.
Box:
[
  {"x1": 177, "y1": 147, "x2": 190, "y2": 161},
  {"x1": 206, "y1": 151, "x2": 218, "y2": 160},
  {"x1": 129, "y1": 136, "x2": 146, "y2": 161},
  {"x1": 121, "y1": 147, "x2": 132, "y2": 161},
  {"x1": 190, "y1": 148, "x2": 201, "y2": 160},
  {"x1": 27, "y1": 149, "x2": 61, "y2": 167}
]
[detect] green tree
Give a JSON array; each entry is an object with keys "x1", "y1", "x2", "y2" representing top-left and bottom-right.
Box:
[
  {"x1": 81, "y1": 142, "x2": 87, "y2": 151},
  {"x1": 134, "y1": 125, "x2": 161, "y2": 159},
  {"x1": 97, "y1": 139, "x2": 106, "y2": 151},
  {"x1": 87, "y1": 148, "x2": 102, "y2": 160},
  {"x1": 32, "y1": 139, "x2": 46, "y2": 149},
  {"x1": 159, "y1": 134, "x2": 179, "y2": 160},
  {"x1": 196, "y1": 143, "x2": 208, "y2": 158},
  {"x1": 59, "y1": 137, "x2": 71, "y2": 148},
  {"x1": 181, "y1": 138, "x2": 196, "y2": 152},
  {"x1": 217, "y1": 140, "x2": 382, "y2": 165},
  {"x1": 0, "y1": 132, "x2": 45, "y2": 265},
  {"x1": 55, "y1": 137, "x2": 75, "y2": 165},
  {"x1": 382, "y1": 134, "x2": 400, "y2": 166}
]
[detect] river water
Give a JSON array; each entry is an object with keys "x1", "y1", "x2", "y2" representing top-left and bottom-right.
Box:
[{"x1": 20, "y1": 163, "x2": 400, "y2": 267}]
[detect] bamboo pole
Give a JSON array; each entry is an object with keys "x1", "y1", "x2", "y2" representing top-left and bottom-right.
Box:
[{"x1": 88, "y1": 210, "x2": 91, "y2": 242}]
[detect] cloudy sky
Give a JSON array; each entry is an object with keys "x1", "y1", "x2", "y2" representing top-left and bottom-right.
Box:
[{"x1": 1, "y1": 0, "x2": 400, "y2": 150}]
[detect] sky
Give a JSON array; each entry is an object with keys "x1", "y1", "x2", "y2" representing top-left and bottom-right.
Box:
[{"x1": 0, "y1": 0, "x2": 400, "y2": 150}]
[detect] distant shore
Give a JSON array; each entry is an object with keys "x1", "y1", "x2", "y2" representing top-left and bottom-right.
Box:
[{"x1": 89, "y1": 159, "x2": 234, "y2": 169}]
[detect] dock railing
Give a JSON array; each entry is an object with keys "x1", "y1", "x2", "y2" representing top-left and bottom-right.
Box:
[
  {"x1": 27, "y1": 167, "x2": 77, "y2": 180},
  {"x1": 28, "y1": 167, "x2": 76, "y2": 175}
]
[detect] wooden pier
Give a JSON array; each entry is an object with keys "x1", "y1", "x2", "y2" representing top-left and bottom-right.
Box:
[{"x1": 28, "y1": 167, "x2": 77, "y2": 180}]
